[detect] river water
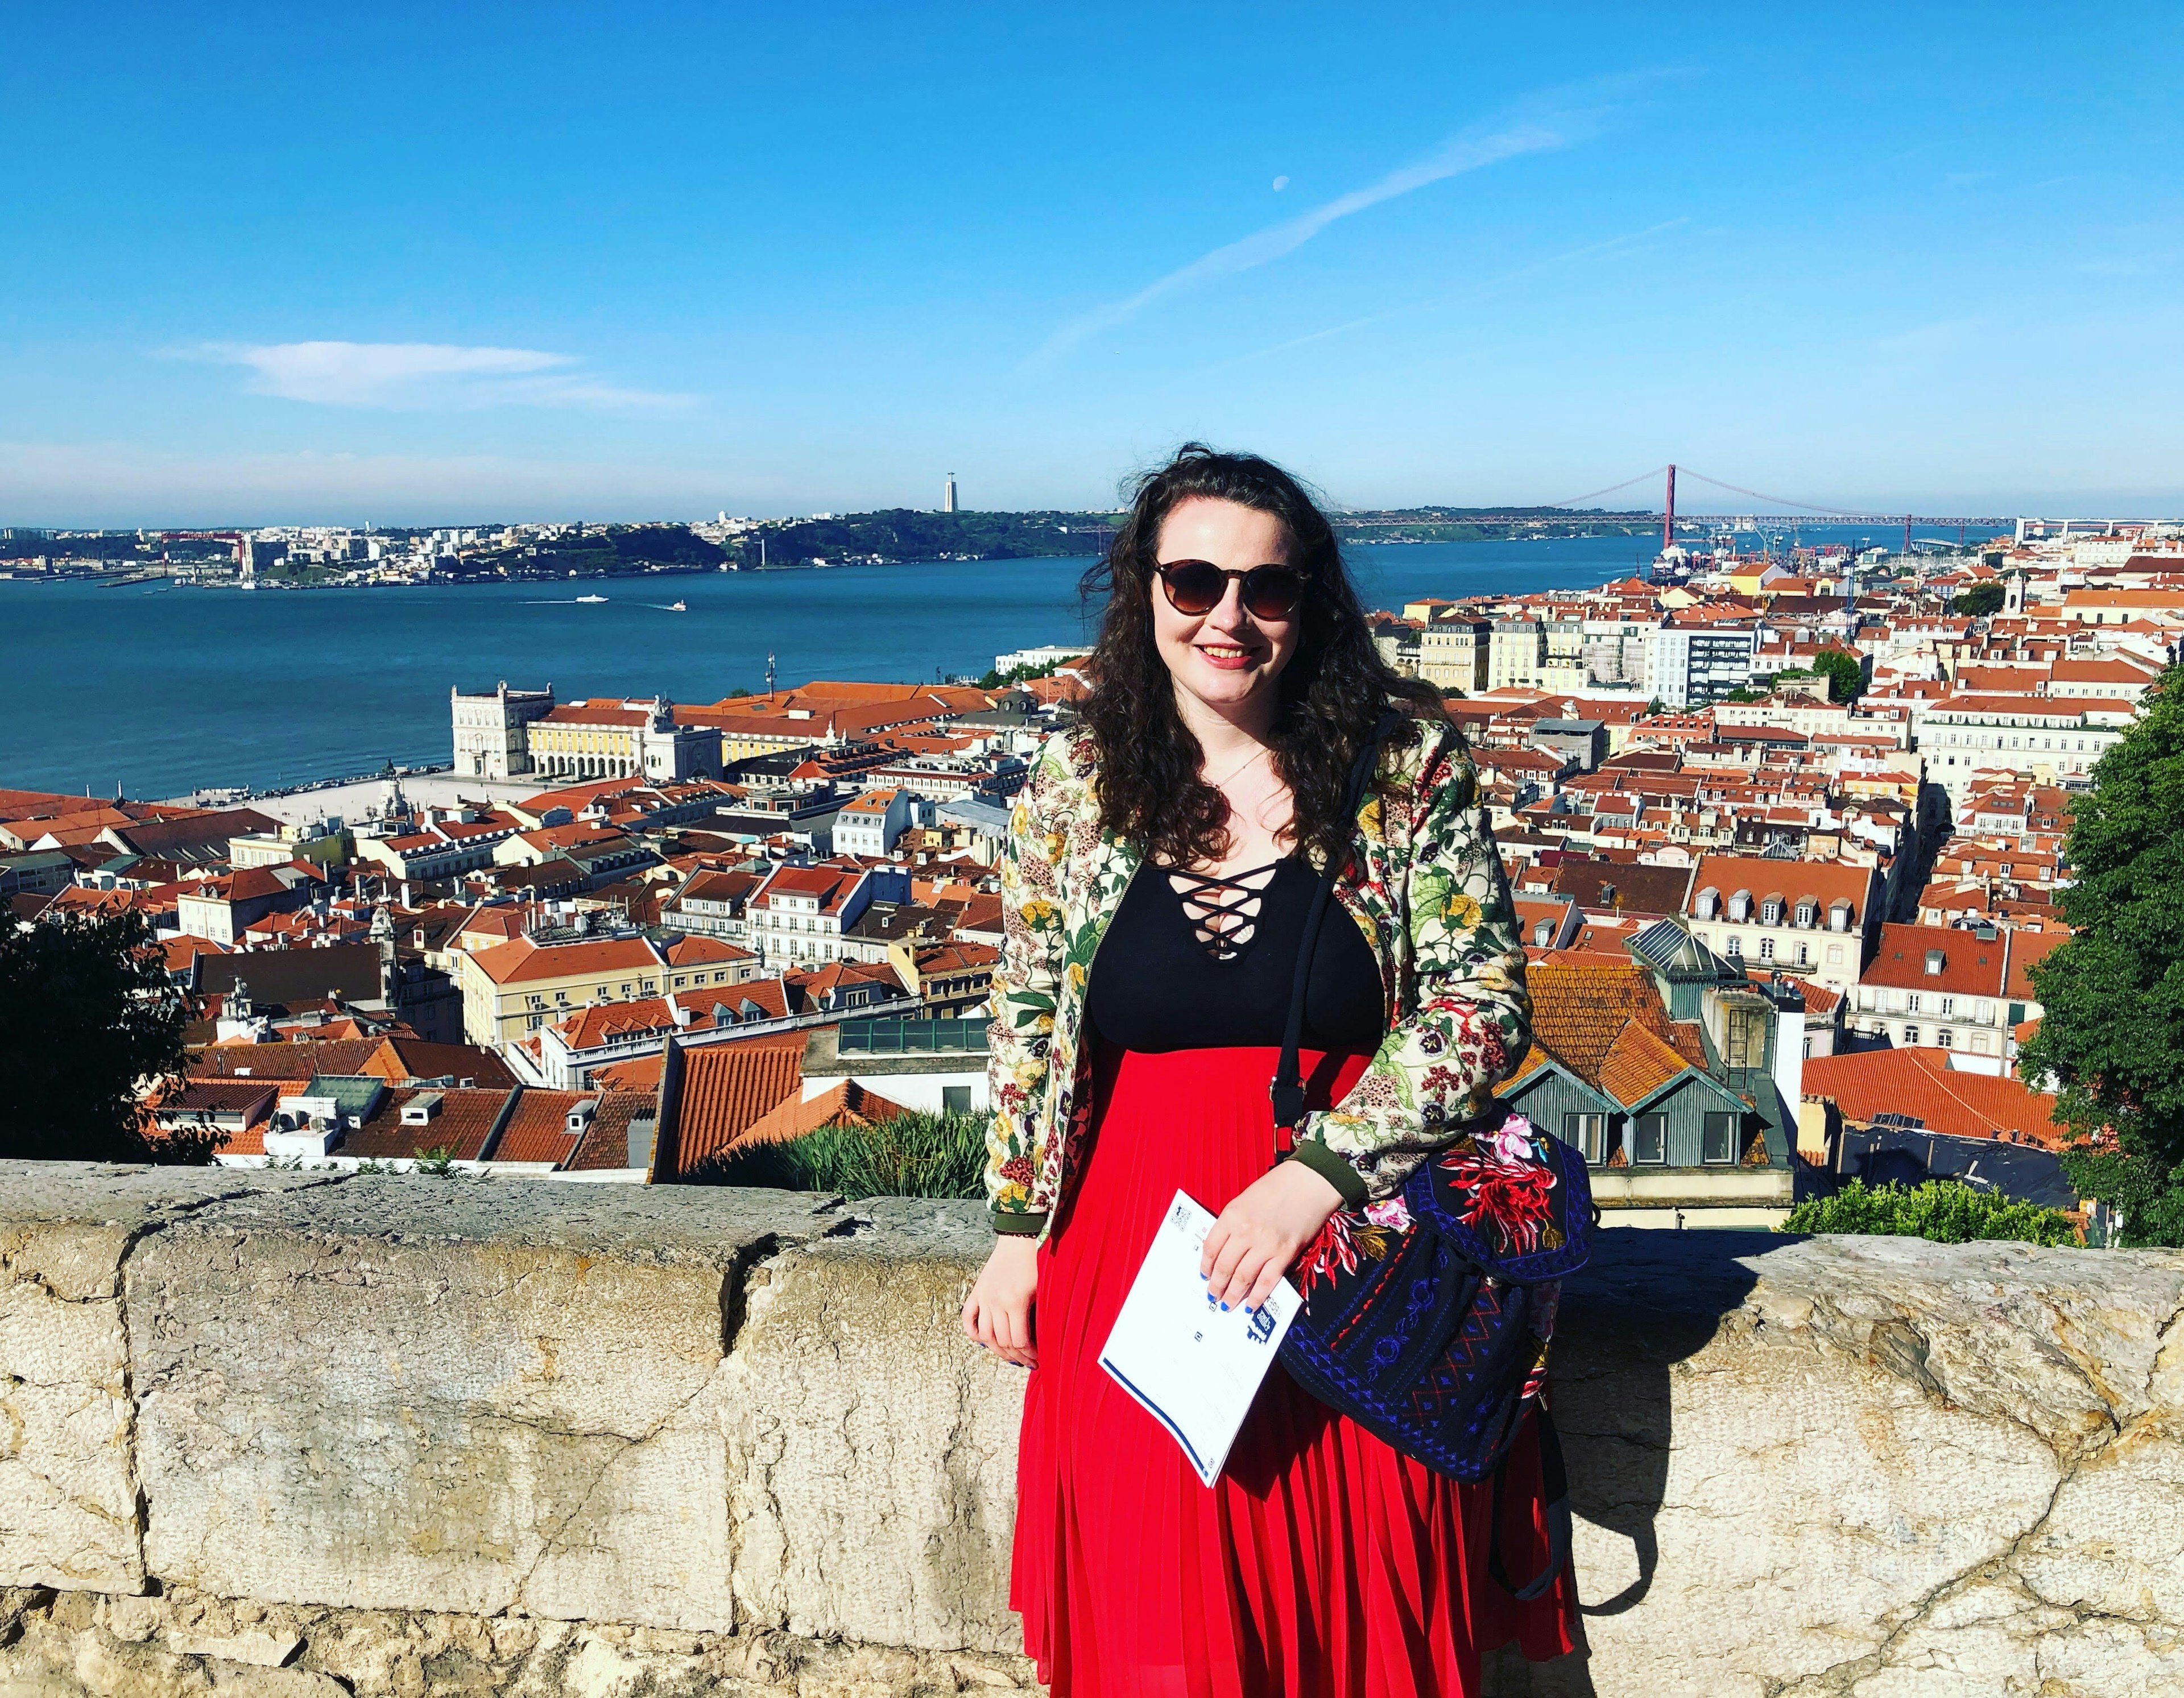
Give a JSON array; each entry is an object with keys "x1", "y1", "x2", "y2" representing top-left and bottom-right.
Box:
[{"x1": 0, "y1": 532, "x2": 1678, "y2": 798}]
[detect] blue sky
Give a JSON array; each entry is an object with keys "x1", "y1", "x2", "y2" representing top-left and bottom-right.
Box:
[{"x1": 3, "y1": 3, "x2": 2180, "y2": 524}]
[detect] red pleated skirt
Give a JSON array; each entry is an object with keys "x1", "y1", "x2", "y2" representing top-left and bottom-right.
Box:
[{"x1": 1011, "y1": 1043, "x2": 1578, "y2": 1698}]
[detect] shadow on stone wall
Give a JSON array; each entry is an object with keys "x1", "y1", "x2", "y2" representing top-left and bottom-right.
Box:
[{"x1": 1486, "y1": 1229, "x2": 1771, "y2": 1698}]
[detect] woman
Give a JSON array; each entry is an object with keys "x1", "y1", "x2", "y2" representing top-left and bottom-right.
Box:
[{"x1": 963, "y1": 445, "x2": 1575, "y2": 1696}]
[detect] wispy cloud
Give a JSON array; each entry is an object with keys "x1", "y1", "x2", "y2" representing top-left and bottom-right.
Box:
[
  {"x1": 1020, "y1": 71, "x2": 1689, "y2": 372},
  {"x1": 1024, "y1": 124, "x2": 1564, "y2": 370},
  {"x1": 172, "y1": 340, "x2": 692, "y2": 411}
]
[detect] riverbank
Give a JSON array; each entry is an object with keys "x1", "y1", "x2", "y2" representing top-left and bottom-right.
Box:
[{"x1": 3, "y1": 536, "x2": 1662, "y2": 798}]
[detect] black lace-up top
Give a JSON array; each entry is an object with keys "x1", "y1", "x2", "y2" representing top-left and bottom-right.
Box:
[{"x1": 1085, "y1": 856, "x2": 1385, "y2": 1054}]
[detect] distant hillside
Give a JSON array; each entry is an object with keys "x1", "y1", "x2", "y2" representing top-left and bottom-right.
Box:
[
  {"x1": 1327, "y1": 508, "x2": 1657, "y2": 545},
  {"x1": 724, "y1": 510, "x2": 1113, "y2": 569},
  {"x1": 725, "y1": 505, "x2": 1656, "y2": 568},
  {"x1": 448, "y1": 524, "x2": 725, "y2": 579}
]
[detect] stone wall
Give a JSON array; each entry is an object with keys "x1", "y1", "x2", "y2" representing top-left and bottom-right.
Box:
[{"x1": 0, "y1": 1162, "x2": 2176, "y2": 1697}]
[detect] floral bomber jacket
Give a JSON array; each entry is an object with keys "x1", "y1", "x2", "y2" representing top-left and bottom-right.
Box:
[{"x1": 983, "y1": 714, "x2": 1533, "y2": 1239}]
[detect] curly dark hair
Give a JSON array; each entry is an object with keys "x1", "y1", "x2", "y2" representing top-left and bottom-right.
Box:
[{"x1": 1077, "y1": 443, "x2": 1450, "y2": 872}]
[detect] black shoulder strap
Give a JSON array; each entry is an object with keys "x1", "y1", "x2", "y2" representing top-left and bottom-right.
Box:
[
  {"x1": 1488, "y1": 1406, "x2": 1574, "y2": 1602},
  {"x1": 1271, "y1": 709, "x2": 1401, "y2": 1132}
]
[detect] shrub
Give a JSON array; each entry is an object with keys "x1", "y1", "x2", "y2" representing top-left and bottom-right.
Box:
[
  {"x1": 1780, "y1": 1178, "x2": 2076, "y2": 1246},
  {"x1": 697, "y1": 1111, "x2": 988, "y2": 1200}
]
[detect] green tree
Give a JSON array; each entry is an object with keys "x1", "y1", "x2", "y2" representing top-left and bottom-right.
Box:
[
  {"x1": 1780, "y1": 1179, "x2": 2075, "y2": 1246},
  {"x1": 0, "y1": 913, "x2": 209, "y2": 1162},
  {"x1": 1956, "y1": 581, "x2": 2005, "y2": 617},
  {"x1": 2018, "y1": 668, "x2": 2184, "y2": 1244},
  {"x1": 1809, "y1": 648, "x2": 1865, "y2": 703}
]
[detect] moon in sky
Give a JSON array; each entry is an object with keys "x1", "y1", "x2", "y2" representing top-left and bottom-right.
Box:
[{"x1": 1271, "y1": 175, "x2": 1289, "y2": 192}]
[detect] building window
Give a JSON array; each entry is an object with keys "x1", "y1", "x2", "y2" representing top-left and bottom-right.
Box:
[
  {"x1": 1903, "y1": 1025, "x2": 1921, "y2": 1046},
  {"x1": 1759, "y1": 938, "x2": 1776, "y2": 962},
  {"x1": 1563, "y1": 1112, "x2": 1609, "y2": 1165},
  {"x1": 1937, "y1": 1028, "x2": 1953, "y2": 1049},
  {"x1": 1702, "y1": 1112, "x2": 1736, "y2": 1165},
  {"x1": 1725, "y1": 934, "x2": 1743, "y2": 958},
  {"x1": 1634, "y1": 1112, "x2": 1668, "y2": 1165},
  {"x1": 941, "y1": 1085, "x2": 973, "y2": 1115}
]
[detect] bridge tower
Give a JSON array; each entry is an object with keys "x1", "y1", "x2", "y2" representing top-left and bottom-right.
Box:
[{"x1": 1663, "y1": 465, "x2": 1677, "y2": 554}]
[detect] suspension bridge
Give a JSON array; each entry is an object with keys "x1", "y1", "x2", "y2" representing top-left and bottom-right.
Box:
[{"x1": 1335, "y1": 464, "x2": 2015, "y2": 553}]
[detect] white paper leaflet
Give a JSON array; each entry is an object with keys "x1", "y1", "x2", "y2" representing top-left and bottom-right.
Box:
[{"x1": 1098, "y1": 1189, "x2": 1301, "y2": 1488}]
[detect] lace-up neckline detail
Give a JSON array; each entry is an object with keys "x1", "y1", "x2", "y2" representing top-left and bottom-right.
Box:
[{"x1": 1163, "y1": 860, "x2": 1286, "y2": 964}]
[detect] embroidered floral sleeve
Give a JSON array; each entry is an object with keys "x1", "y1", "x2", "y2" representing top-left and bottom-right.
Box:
[
  {"x1": 983, "y1": 734, "x2": 1072, "y2": 1232},
  {"x1": 1294, "y1": 721, "x2": 1533, "y2": 1203}
]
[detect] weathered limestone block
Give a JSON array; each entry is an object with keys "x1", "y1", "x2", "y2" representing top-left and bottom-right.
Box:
[
  {"x1": 0, "y1": 1584, "x2": 1038, "y2": 1697},
  {"x1": 725, "y1": 1198, "x2": 1027, "y2": 1655},
  {"x1": 1488, "y1": 1230, "x2": 2184, "y2": 1698},
  {"x1": 127, "y1": 1176, "x2": 854, "y2": 1631},
  {"x1": 0, "y1": 1165, "x2": 340, "y2": 1595}
]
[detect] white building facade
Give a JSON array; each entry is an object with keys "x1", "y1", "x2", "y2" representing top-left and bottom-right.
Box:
[{"x1": 450, "y1": 683, "x2": 556, "y2": 778}]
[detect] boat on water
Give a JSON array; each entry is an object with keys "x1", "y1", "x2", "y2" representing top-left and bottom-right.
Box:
[
  {"x1": 574, "y1": 594, "x2": 609, "y2": 603},
  {"x1": 669, "y1": 599, "x2": 687, "y2": 611}
]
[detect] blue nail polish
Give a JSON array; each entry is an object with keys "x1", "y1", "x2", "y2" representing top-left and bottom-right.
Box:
[{"x1": 1219, "y1": 1302, "x2": 1230, "y2": 1311}]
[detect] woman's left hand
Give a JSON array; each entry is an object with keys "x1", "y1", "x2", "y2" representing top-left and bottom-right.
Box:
[{"x1": 1201, "y1": 1161, "x2": 1345, "y2": 1313}]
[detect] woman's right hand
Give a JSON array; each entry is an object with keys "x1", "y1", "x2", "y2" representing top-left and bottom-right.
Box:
[{"x1": 962, "y1": 1235, "x2": 1040, "y2": 1368}]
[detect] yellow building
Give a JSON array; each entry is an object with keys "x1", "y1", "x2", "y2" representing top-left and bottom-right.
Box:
[
  {"x1": 458, "y1": 934, "x2": 671, "y2": 1046},
  {"x1": 1417, "y1": 619, "x2": 1488, "y2": 692}
]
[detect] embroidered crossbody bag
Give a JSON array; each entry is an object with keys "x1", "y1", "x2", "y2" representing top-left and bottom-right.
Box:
[{"x1": 1271, "y1": 711, "x2": 1592, "y2": 1599}]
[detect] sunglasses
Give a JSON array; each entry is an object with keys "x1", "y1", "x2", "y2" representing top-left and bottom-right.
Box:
[{"x1": 1155, "y1": 559, "x2": 1308, "y2": 621}]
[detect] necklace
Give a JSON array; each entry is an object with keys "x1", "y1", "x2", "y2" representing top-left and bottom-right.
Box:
[{"x1": 1203, "y1": 743, "x2": 1273, "y2": 790}]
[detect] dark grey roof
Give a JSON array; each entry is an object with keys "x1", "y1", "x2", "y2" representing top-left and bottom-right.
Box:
[
  {"x1": 1838, "y1": 1127, "x2": 2075, "y2": 1211},
  {"x1": 1550, "y1": 857, "x2": 1694, "y2": 918},
  {"x1": 197, "y1": 943, "x2": 382, "y2": 1003}
]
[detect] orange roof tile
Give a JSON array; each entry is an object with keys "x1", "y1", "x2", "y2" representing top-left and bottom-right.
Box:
[
  {"x1": 491, "y1": 1090, "x2": 595, "y2": 1164},
  {"x1": 663, "y1": 934, "x2": 753, "y2": 967},
  {"x1": 1595, "y1": 1021, "x2": 1693, "y2": 1107},
  {"x1": 734, "y1": 1079, "x2": 912, "y2": 1149},
  {"x1": 661, "y1": 1034, "x2": 805, "y2": 1176},
  {"x1": 2004, "y1": 929, "x2": 2066, "y2": 999},
  {"x1": 341, "y1": 1086, "x2": 513, "y2": 1162},
  {"x1": 1861, "y1": 924, "x2": 2009, "y2": 997},
  {"x1": 468, "y1": 934, "x2": 662, "y2": 985},
  {"x1": 1801, "y1": 1049, "x2": 2067, "y2": 1146},
  {"x1": 1523, "y1": 962, "x2": 1707, "y2": 1076},
  {"x1": 592, "y1": 1054, "x2": 665, "y2": 1092}
]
